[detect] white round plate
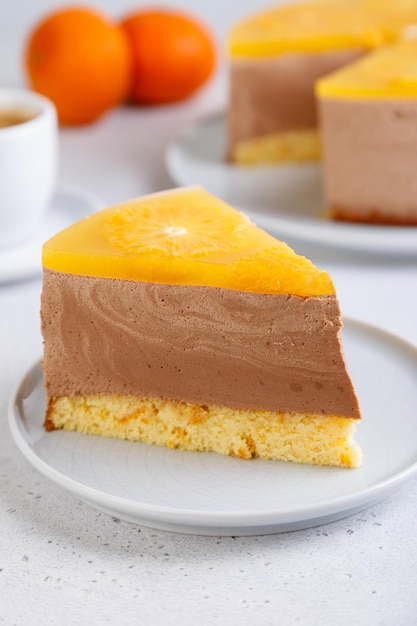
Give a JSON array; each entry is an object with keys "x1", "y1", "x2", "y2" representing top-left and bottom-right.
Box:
[
  {"x1": 9, "y1": 319, "x2": 417, "y2": 536},
  {"x1": 0, "y1": 186, "x2": 103, "y2": 283},
  {"x1": 166, "y1": 113, "x2": 417, "y2": 256}
]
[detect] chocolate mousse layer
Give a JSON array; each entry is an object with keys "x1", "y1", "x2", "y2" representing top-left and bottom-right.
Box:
[
  {"x1": 319, "y1": 98, "x2": 417, "y2": 224},
  {"x1": 41, "y1": 270, "x2": 360, "y2": 418},
  {"x1": 228, "y1": 48, "x2": 365, "y2": 149}
]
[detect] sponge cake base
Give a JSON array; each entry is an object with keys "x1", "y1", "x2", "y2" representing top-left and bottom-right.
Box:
[{"x1": 46, "y1": 395, "x2": 362, "y2": 468}]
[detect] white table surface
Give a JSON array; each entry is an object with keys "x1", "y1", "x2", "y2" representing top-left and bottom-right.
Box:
[{"x1": 1, "y1": 2, "x2": 417, "y2": 624}]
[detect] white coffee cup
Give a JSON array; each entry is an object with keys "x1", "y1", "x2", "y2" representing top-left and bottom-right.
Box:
[{"x1": 0, "y1": 89, "x2": 58, "y2": 248}]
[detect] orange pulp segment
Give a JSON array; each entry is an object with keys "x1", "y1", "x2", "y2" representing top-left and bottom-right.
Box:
[{"x1": 42, "y1": 186, "x2": 334, "y2": 297}]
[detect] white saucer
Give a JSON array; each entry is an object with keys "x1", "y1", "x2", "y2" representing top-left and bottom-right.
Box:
[
  {"x1": 0, "y1": 186, "x2": 103, "y2": 283},
  {"x1": 8, "y1": 319, "x2": 417, "y2": 536},
  {"x1": 165, "y1": 112, "x2": 417, "y2": 257}
]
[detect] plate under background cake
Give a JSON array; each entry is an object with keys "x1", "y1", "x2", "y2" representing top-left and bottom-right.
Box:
[{"x1": 41, "y1": 186, "x2": 361, "y2": 468}]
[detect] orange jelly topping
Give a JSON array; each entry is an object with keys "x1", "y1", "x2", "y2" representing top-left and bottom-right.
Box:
[{"x1": 42, "y1": 186, "x2": 334, "y2": 296}]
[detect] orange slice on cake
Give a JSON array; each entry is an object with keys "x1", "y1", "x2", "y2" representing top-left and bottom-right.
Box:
[{"x1": 43, "y1": 186, "x2": 334, "y2": 296}]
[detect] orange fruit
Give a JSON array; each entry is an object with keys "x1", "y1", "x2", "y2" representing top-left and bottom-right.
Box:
[
  {"x1": 120, "y1": 9, "x2": 216, "y2": 104},
  {"x1": 25, "y1": 7, "x2": 132, "y2": 125}
]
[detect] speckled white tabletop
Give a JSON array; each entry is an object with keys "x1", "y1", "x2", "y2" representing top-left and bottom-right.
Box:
[{"x1": 2, "y1": 2, "x2": 417, "y2": 624}]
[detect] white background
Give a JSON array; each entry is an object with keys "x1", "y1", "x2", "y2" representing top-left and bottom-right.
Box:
[{"x1": 1, "y1": 1, "x2": 417, "y2": 624}]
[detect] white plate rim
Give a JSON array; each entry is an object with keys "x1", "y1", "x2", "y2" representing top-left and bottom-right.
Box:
[
  {"x1": 165, "y1": 112, "x2": 417, "y2": 257},
  {"x1": 8, "y1": 318, "x2": 417, "y2": 531}
]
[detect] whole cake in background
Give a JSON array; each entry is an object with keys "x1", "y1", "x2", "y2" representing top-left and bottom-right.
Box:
[
  {"x1": 41, "y1": 186, "x2": 362, "y2": 468},
  {"x1": 227, "y1": 0, "x2": 417, "y2": 166},
  {"x1": 317, "y1": 39, "x2": 417, "y2": 225}
]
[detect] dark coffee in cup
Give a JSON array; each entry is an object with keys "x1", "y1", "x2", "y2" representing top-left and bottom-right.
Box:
[{"x1": 0, "y1": 108, "x2": 36, "y2": 129}]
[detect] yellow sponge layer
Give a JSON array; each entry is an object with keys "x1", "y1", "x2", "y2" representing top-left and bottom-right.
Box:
[
  {"x1": 230, "y1": 129, "x2": 321, "y2": 164},
  {"x1": 42, "y1": 186, "x2": 334, "y2": 297},
  {"x1": 46, "y1": 395, "x2": 362, "y2": 468},
  {"x1": 317, "y1": 39, "x2": 417, "y2": 98},
  {"x1": 228, "y1": 0, "x2": 417, "y2": 58}
]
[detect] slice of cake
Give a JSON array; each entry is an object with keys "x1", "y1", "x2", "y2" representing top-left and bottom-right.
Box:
[
  {"x1": 227, "y1": 0, "x2": 417, "y2": 165},
  {"x1": 41, "y1": 186, "x2": 362, "y2": 468},
  {"x1": 317, "y1": 39, "x2": 417, "y2": 224}
]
